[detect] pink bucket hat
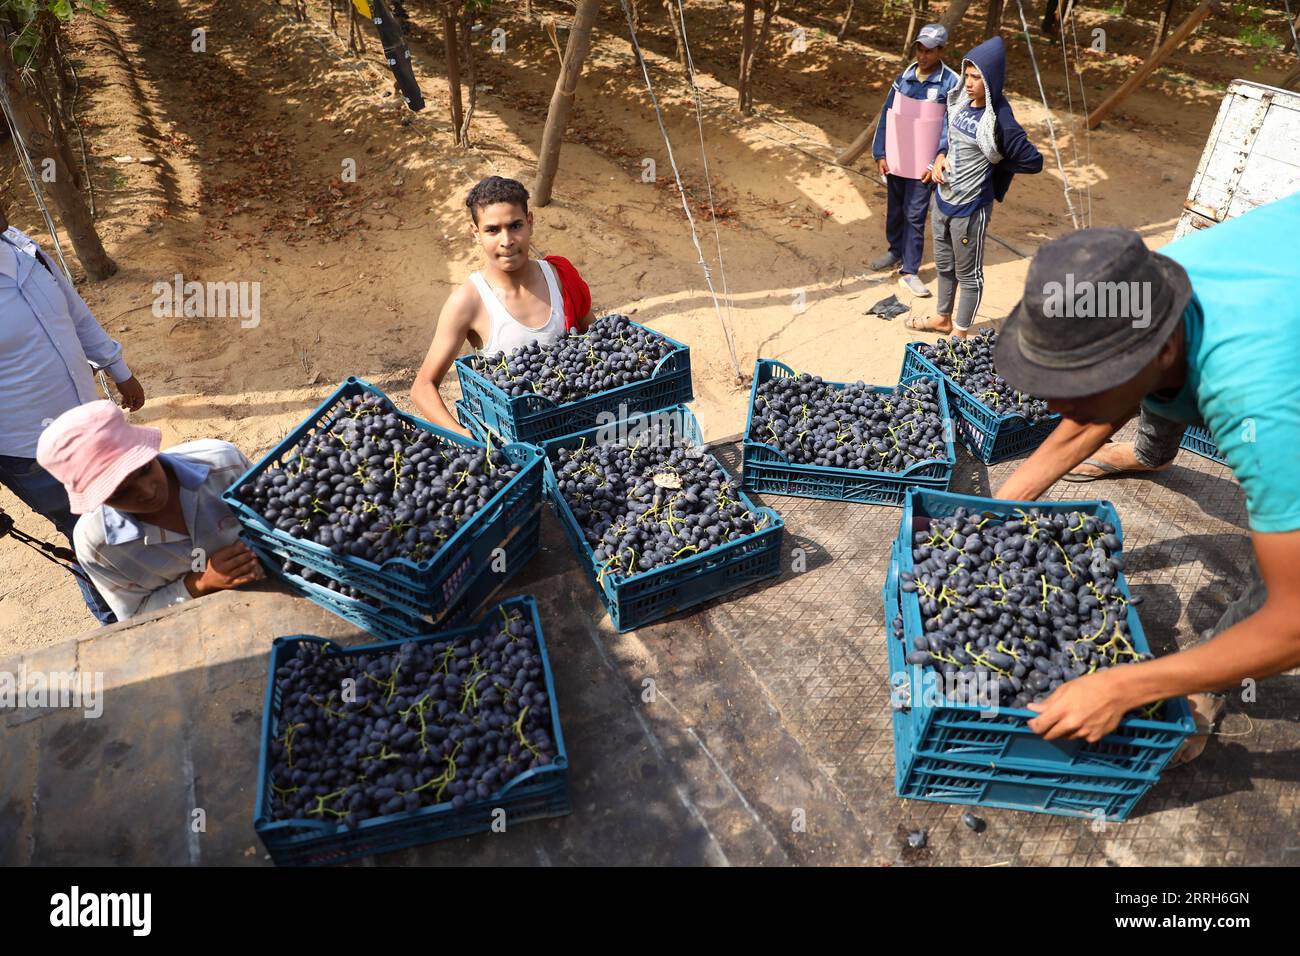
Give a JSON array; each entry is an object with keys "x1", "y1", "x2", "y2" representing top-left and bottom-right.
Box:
[{"x1": 36, "y1": 401, "x2": 162, "y2": 514}]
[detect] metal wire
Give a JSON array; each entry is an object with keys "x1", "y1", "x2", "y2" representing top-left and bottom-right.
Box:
[
  {"x1": 617, "y1": 0, "x2": 741, "y2": 380},
  {"x1": 673, "y1": 0, "x2": 740, "y2": 352},
  {"x1": 0, "y1": 65, "x2": 74, "y2": 278},
  {"x1": 1056, "y1": 4, "x2": 1085, "y2": 225},
  {"x1": 1067, "y1": 9, "x2": 1093, "y2": 227},
  {"x1": 55, "y1": 28, "x2": 94, "y2": 220},
  {"x1": 1012, "y1": 0, "x2": 1080, "y2": 229}
]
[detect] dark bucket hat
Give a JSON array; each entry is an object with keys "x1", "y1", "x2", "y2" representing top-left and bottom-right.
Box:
[{"x1": 995, "y1": 228, "x2": 1191, "y2": 400}]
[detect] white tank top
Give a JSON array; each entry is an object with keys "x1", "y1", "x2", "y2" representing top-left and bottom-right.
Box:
[{"x1": 470, "y1": 259, "x2": 565, "y2": 355}]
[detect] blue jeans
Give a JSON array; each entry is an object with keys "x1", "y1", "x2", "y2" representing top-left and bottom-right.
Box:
[
  {"x1": 0, "y1": 455, "x2": 117, "y2": 626},
  {"x1": 886, "y1": 174, "x2": 934, "y2": 277},
  {"x1": 1133, "y1": 405, "x2": 1188, "y2": 468}
]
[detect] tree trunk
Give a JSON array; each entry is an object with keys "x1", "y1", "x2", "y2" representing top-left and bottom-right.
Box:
[
  {"x1": 0, "y1": 45, "x2": 115, "y2": 279},
  {"x1": 444, "y1": 6, "x2": 464, "y2": 144},
  {"x1": 739, "y1": 0, "x2": 778, "y2": 115},
  {"x1": 458, "y1": 5, "x2": 477, "y2": 146},
  {"x1": 1152, "y1": 0, "x2": 1177, "y2": 55},
  {"x1": 31, "y1": 71, "x2": 85, "y2": 193},
  {"x1": 985, "y1": 0, "x2": 1004, "y2": 37},
  {"x1": 1284, "y1": 12, "x2": 1300, "y2": 53},
  {"x1": 837, "y1": 0, "x2": 854, "y2": 42},
  {"x1": 44, "y1": 19, "x2": 75, "y2": 96},
  {"x1": 534, "y1": 0, "x2": 602, "y2": 206},
  {"x1": 834, "y1": 113, "x2": 880, "y2": 166},
  {"x1": 349, "y1": 6, "x2": 367, "y2": 53},
  {"x1": 901, "y1": 0, "x2": 922, "y2": 62},
  {"x1": 1088, "y1": 1, "x2": 1217, "y2": 129},
  {"x1": 938, "y1": 0, "x2": 974, "y2": 40},
  {"x1": 738, "y1": 0, "x2": 756, "y2": 112},
  {"x1": 665, "y1": 0, "x2": 687, "y2": 65}
]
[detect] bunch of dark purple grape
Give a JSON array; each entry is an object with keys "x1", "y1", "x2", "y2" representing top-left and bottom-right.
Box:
[
  {"x1": 237, "y1": 393, "x2": 518, "y2": 565},
  {"x1": 268, "y1": 604, "x2": 557, "y2": 828},
  {"x1": 552, "y1": 441, "x2": 768, "y2": 580},
  {"x1": 749, "y1": 373, "x2": 947, "y2": 472},
  {"x1": 468, "y1": 314, "x2": 676, "y2": 404},
  {"x1": 897, "y1": 505, "x2": 1164, "y2": 715},
  {"x1": 275, "y1": 556, "x2": 386, "y2": 609},
  {"x1": 916, "y1": 330, "x2": 1052, "y2": 423}
]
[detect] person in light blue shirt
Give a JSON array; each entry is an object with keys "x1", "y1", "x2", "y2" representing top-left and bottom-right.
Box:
[
  {"x1": 993, "y1": 192, "x2": 1300, "y2": 763},
  {"x1": 0, "y1": 206, "x2": 145, "y2": 624},
  {"x1": 70, "y1": 439, "x2": 259, "y2": 623},
  {"x1": 36, "y1": 400, "x2": 261, "y2": 623}
]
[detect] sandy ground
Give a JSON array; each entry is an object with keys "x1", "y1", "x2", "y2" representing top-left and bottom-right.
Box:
[{"x1": 1, "y1": 0, "x2": 1291, "y2": 653}]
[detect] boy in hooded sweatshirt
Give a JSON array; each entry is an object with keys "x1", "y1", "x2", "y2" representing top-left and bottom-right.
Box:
[
  {"x1": 868, "y1": 23, "x2": 962, "y2": 298},
  {"x1": 907, "y1": 36, "x2": 1043, "y2": 337}
]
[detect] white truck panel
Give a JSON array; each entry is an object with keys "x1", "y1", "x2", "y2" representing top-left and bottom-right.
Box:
[{"x1": 1175, "y1": 80, "x2": 1300, "y2": 239}]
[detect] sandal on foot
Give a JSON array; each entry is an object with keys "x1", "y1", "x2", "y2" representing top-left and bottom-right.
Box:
[
  {"x1": 904, "y1": 314, "x2": 952, "y2": 333},
  {"x1": 1061, "y1": 457, "x2": 1131, "y2": 482},
  {"x1": 1063, "y1": 455, "x2": 1172, "y2": 482},
  {"x1": 1168, "y1": 693, "x2": 1227, "y2": 767}
]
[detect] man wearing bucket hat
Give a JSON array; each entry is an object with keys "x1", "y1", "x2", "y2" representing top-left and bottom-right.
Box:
[
  {"x1": 992, "y1": 192, "x2": 1300, "y2": 763},
  {"x1": 868, "y1": 23, "x2": 961, "y2": 297},
  {"x1": 36, "y1": 401, "x2": 263, "y2": 623}
]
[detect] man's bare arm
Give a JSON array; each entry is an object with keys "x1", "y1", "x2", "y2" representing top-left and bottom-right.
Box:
[
  {"x1": 1028, "y1": 529, "x2": 1300, "y2": 742},
  {"x1": 1121, "y1": 529, "x2": 1300, "y2": 699},
  {"x1": 994, "y1": 415, "x2": 1127, "y2": 501},
  {"x1": 574, "y1": 303, "x2": 594, "y2": 333},
  {"x1": 410, "y1": 288, "x2": 476, "y2": 437}
]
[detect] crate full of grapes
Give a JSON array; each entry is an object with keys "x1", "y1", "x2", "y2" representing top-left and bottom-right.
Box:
[
  {"x1": 223, "y1": 377, "x2": 544, "y2": 624},
  {"x1": 254, "y1": 596, "x2": 569, "y2": 865},
  {"x1": 454, "y1": 314, "x2": 692, "y2": 444},
  {"x1": 901, "y1": 330, "x2": 1061, "y2": 464},
  {"x1": 741, "y1": 359, "x2": 955, "y2": 506},
  {"x1": 883, "y1": 488, "x2": 1194, "y2": 821},
  {"x1": 248, "y1": 502, "x2": 541, "y2": 642},
  {"x1": 541, "y1": 405, "x2": 784, "y2": 632}
]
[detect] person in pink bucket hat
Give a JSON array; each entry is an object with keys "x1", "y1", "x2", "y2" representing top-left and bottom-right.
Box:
[{"x1": 37, "y1": 401, "x2": 264, "y2": 622}]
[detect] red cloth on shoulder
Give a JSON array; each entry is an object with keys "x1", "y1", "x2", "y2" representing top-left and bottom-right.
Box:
[{"x1": 542, "y1": 255, "x2": 591, "y2": 332}]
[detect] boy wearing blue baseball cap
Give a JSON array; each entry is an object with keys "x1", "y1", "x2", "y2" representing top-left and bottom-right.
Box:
[{"x1": 869, "y1": 23, "x2": 961, "y2": 298}]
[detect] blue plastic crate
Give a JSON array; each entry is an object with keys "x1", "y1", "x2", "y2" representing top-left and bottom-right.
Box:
[
  {"x1": 740, "y1": 359, "x2": 956, "y2": 506},
  {"x1": 540, "y1": 405, "x2": 784, "y2": 632},
  {"x1": 454, "y1": 316, "x2": 693, "y2": 444},
  {"x1": 249, "y1": 507, "x2": 541, "y2": 640},
  {"x1": 902, "y1": 759, "x2": 1151, "y2": 821},
  {"x1": 254, "y1": 595, "x2": 570, "y2": 866},
  {"x1": 253, "y1": 539, "x2": 429, "y2": 640},
  {"x1": 222, "y1": 377, "x2": 544, "y2": 620},
  {"x1": 456, "y1": 398, "x2": 490, "y2": 443},
  {"x1": 901, "y1": 343, "x2": 1062, "y2": 464},
  {"x1": 882, "y1": 488, "x2": 1195, "y2": 821},
  {"x1": 1180, "y1": 424, "x2": 1228, "y2": 465}
]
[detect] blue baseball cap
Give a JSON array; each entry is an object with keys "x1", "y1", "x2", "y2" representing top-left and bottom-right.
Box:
[{"x1": 916, "y1": 24, "x2": 948, "y2": 48}]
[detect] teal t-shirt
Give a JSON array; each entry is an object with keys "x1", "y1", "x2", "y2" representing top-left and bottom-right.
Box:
[{"x1": 1144, "y1": 191, "x2": 1300, "y2": 533}]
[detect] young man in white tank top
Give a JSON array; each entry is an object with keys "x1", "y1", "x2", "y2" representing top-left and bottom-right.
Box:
[{"x1": 410, "y1": 177, "x2": 593, "y2": 437}]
